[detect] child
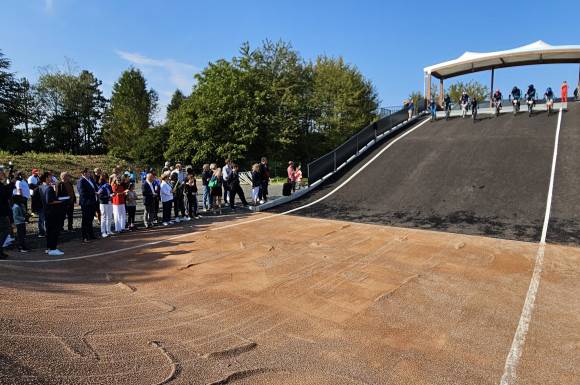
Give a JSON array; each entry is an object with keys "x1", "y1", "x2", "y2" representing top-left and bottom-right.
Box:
[
  {"x1": 125, "y1": 183, "x2": 138, "y2": 230},
  {"x1": 251, "y1": 163, "x2": 261, "y2": 205},
  {"x1": 183, "y1": 174, "x2": 199, "y2": 219},
  {"x1": 294, "y1": 165, "x2": 303, "y2": 189},
  {"x1": 12, "y1": 195, "x2": 29, "y2": 253}
]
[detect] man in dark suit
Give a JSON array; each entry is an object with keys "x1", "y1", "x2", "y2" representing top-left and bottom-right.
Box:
[
  {"x1": 40, "y1": 172, "x2": 64, "y2": 255},
  {"x1": 77, "y1": 168, "x2": 98, "y2": 242},
  {"x1": 141, "y1": 172, "x2": 157, "y2": 228}
]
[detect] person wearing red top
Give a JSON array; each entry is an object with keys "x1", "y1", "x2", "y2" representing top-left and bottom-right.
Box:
[
  {"x1": 561, "y1": 81, "x2": 568, "y2": 103},
  {"x1": 111, "y1": 175, "x2": 128, "y2": 232}
]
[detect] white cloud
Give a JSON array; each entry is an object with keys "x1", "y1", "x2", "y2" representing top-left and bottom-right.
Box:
[{"x1": 116, "y1": 50, "x2": 197, "y2": 91}]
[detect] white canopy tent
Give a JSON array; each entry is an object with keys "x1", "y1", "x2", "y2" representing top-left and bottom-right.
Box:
[{"x1": 424, "y1": 41, "x2": 580, "y2": 104}]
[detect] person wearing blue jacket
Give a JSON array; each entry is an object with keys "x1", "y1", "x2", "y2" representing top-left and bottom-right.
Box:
[
  {"x1": 97, "y1": 174, "x2": 114, "y2": 237},
  {"x1": 76, "y1": 168, "x2": 98, "y2": 242}
]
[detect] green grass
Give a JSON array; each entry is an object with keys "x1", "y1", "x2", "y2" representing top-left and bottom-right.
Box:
[{"x1": 0, "y1": 151, "x2": 132, "y2": 179}]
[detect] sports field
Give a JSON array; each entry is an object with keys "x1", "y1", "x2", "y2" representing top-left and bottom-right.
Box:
[{"x1": 1, "y1": 105, "x2": 579, "y2": 384}]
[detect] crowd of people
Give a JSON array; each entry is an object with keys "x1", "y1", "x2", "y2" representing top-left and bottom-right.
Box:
[{"x1": 0, "y1": 157, "x2": 279, "y2": 259}]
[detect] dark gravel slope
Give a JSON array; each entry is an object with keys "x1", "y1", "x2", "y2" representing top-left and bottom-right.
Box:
[{"x1": 275, "y1": 110, "x2": 564, "y2": 243}]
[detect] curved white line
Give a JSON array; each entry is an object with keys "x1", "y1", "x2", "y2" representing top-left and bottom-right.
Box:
[{"x1": 0, "y1": 118, "x2": 430, "y2": 264}]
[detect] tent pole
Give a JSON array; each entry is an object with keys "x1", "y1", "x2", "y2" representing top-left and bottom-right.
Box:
[
  {"x1": 439, "y1": 78, "x2": 444, "y2": 106},
  {"x1": 490, "y1": 68, "x2": 495, "y2": 109},
  {"x1": 426, "y1": 73, "x2": 432, "y2": 103}
]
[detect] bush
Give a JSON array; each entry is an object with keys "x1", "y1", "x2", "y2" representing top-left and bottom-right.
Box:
[{"x1": 0, "y1": 151, "x2": 133, "y2": 179}]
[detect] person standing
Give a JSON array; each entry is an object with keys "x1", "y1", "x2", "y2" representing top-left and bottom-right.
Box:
[
  {"x1": 209, "y1": 167, "x2": 223, "y2": 210},
  {"x1": 13, "y1": 171, "x2": 30, "y2": 218},
  {"x1": 170, "y1": 172, "x2": 185, "y2": 222},
  {"x1": 407, "y1": 99, "x2": 414, "y2": 120},
  {"x1": 251, "y1": 163, "x2": 261, "y2": 205},
  {"x1": 125, "y1": 183, "x2": 138, "y2": 230},
  {"x1": 160, "y1": 173, "x2": 173, "y2": 226},
  {"x1": 77, "y1": 168, "x2": 98, "y2": 243},
  {"x1": 111, "y1": 175, "x2": 128, "y2": 232},
  {"x1": 201, "y1": 164, "x2": 212, "y2": 211},
  {"x1": 294, "y1": 165, "x2": 303, "y2": 189},
  {"x1": 97, "y1": 174, "x2": 113, "y2": 237},
  {"x1": 93, "y1": 168, "x2": 103, "y2": 223},
  {"x1": 152, "y1": 171, "x2": 161, "y2": 224},
  {"x1": 142, "y1": 172, "x2": 157, "y2": 228},
  {"x1": 228, "y1": 164, "x2": 249, "y2": 209},
  {"x1": 27, "y1": 169, "x2": 40, "y2": 189},
  {"x1": 12, "y1": 195, "x2": 29, "y2": 253},
  {"x1": 40, "y1": 172, "x2": 64, "y2": 256},
  {"x1": 222, "y1": 159, "x2": 233, "y2": 205},
  {"x1": 56, "y1": 172, "x2": 76, "y2": 232},
  {"x1": 183, "y1": 174, "x2": 199, "y2": 219},
  {"x1": 287, "y1": 161, "x2": 296, "y2": 192},
  {"x1": 258, "y1": 157, "x2": 270, "y2": 204},
  {"x1": 0, "y1": 165, "x2": 15, "y2": 259},
  {"x1": 561, "y1": 80, "x2": 568, "y2": 102}
]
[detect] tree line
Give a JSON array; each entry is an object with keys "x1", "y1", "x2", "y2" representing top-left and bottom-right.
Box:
[{"x1": 0, "y1": 41, "x2": 380, "y2": 168}]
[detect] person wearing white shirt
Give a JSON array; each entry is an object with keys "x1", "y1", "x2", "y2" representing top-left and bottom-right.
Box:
[
  {"x1": 13, "y1": 171, "x2": 31, "y2": 218},
  {"x1": 27, "y1": 169, "x2": 40, "y2": 190},
  {"x1": 160, "y1": 173, "x2": 173, "y2": 225},
  {"x1": 222, "y1": 159, "x2": 233, "y2": 204}
]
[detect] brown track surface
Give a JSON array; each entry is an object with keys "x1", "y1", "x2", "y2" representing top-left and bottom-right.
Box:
[{"x1": 1, "y1": 213, "x2": 578, "y2": 384}]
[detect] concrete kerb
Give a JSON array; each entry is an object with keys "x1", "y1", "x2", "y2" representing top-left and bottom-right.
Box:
[{"x1": 250, "y1": 113, "x2": 428, "y2": 213}]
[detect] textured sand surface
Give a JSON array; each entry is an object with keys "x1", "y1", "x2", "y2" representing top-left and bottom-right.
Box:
[{"x1": 1, "y1": 214, "x2": 578, "y2": 384}]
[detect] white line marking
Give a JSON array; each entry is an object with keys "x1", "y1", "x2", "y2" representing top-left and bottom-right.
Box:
[
  {"x1": 499, "y1": 107, "x2": 563, "y2": 385},
  {"x1": 0, "y1": 118, "x2": 430, "y2": 264}
]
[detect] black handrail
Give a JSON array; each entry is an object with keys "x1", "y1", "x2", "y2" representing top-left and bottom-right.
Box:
[{"x1": 307, "y1": 99, "x2": 426, "y2": 185}]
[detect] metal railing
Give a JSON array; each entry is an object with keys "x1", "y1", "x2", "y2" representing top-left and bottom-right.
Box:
[{"x1": 307, "y1": 99, "x2": 426, "y2": 185}]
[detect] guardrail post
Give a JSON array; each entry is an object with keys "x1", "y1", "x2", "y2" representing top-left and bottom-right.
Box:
[
  {"x1": 333, "y1": 151, "x2": 337, "y2": 171},
  {"x1": 307, "y1": 164, "x2": 310, "y2": 186},
  {"x1": 356, "y1": 135, "x2": 359, "y2": 156}
]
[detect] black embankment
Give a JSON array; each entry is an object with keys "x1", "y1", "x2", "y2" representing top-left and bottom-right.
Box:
[
  {"x1": 276, "y1": 110, "x2": 563, "y2": 243},
  {"x1": 547, "y1": 103, "x2": 580, "y2": 245}
]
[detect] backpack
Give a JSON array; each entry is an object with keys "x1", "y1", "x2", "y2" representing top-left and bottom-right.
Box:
[{"x1": 208, "y1": 176, "x2": 218, "y2": 189}]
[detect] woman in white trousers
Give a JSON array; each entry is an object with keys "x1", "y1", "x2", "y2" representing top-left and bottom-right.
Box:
[
  {"x1": 111, "y1": 175, "x2": 128, "y2": 233},
  {"x1": 112, "y1": 204, "x2": 126, "y2": 232},
  {"x1": 97, "y1": 174, "x2": 114, "y2": 237}
]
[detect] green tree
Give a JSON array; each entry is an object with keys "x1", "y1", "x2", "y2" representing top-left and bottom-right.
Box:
[
  {"x1": 237, "y1": 40, "x2": 312, "y2": 162},
  {"x1": 165, "y1": 59, "x2": 262, "y2": 166},
  {"x1": 309, "y1": 56, "x2": 378, "y2": 152},
  {"x1": 103, "y1": 68, "x2": 157, "y2": 161},
  {"x1": 447, "y1": 80, "x2": 489, "y2": 103},
  {"x1": 14, "y1": 78, "x2": 40, "y2": 146},
  {"x1": 167, "y1": 89, "x2": 186, "y2": 117},
  {"x1": 0, "y1": 50, "x2": 29, "y2": 152},
  {"x1": 77, "y1": 70, "x2": 107, "y2": 153},
  {"x1": 165, "y1": 41, "x2": 380, "y2": 167},
  {"x1": 35, "y1": 66, "x2": 107, "y2": 154}
]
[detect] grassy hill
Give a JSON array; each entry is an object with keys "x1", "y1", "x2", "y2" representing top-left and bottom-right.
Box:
[{"x1": 0, "y1": 151, "x2": 132, "y2": 178}]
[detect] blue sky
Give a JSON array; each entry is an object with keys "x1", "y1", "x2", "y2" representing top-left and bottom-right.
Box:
[{"x1": 2, "y1": 0, "x2": 579, "y2": 120}]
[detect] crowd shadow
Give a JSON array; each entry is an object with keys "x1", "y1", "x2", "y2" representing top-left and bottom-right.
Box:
[{"x1": 0, "y1": 210, "x2": 256, "y2": 293}]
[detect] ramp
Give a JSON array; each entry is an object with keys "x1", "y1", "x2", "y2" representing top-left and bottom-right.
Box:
[{"x1": 277, "y1": 106, "x2": 579, "y2": 243}]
